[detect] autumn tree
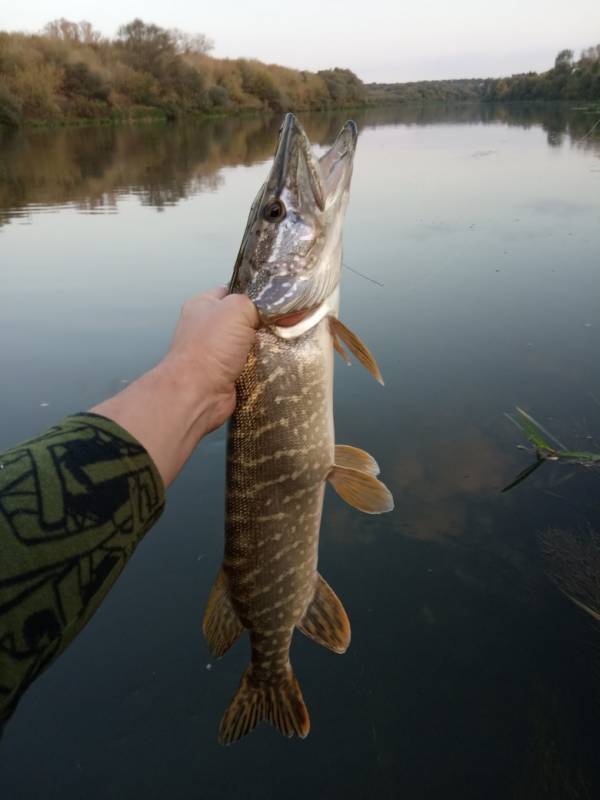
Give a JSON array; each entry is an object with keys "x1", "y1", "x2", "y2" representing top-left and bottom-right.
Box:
[
  {"x1": 168, "y1": 29, "x2": 214, "y2": 55},
  {"x1": 116, "y1": 19, "x2": 174, "y2": 74},
  {"x1": 43, "y1": 19, "x2": 102, "y2": 45}
]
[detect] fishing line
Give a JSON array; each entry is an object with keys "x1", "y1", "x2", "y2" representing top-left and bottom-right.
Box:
[
  {"x1": 342, "y1": 261, "x2": 384, "y2": 287},
  {"x1": 577, "y1": 117, "x2": 600, "y2": 142}
]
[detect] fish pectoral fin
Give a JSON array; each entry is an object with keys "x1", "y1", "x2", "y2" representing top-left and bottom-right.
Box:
[
  {"x1": 328, "y1": 465, "x2": 394, "y2": 514},
  {"x1": 334, "y1": 444, "x2": 380, "y2": 476},
  {"x1": 333, "y1": 333, "x2": 352, "y2": 365},
  {"x1": 329, "y1": 316, "x2": 384, "y2": 385},
  {"x1": 202, "y1": 568, "x2": 243, "y2": 658},
  {"x1": 298, "y1": 573, "x2": 351, "y2": 654},
  {"x1": 219, "y1": 663, "x2": 310, "y2": 745}
]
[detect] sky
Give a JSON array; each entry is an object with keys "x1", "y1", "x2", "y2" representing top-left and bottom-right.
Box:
[{"x1": 1, "y1": 0, "x2": 598, "y2": 82}]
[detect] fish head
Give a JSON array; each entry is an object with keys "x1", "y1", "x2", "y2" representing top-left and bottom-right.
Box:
[{"x1": 230, "y1": 113, "x2": 358, "y2": 325}]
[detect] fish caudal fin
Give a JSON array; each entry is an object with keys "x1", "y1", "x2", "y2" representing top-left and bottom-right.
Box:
[
  {"x1": 203, "y1": 569, "x2": 243, "y2": 657},
  {"x1": 329, "y1": 317, "x2": 384, "y2": 385},
  {"x1": 298, "y1": 573, "x2": 351, "y2": 654},
  {"x1": 219, "y1": 665, "x2": 310, "y2": 745}
]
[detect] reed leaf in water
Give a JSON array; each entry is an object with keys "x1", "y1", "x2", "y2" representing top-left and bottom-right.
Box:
[{"x1": 502, "y1": 407, "x2": 600, "y2": 492}]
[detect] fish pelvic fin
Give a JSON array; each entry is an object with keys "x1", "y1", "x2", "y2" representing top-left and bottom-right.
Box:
[
  {"x1": 298, "y1": 573, "x2": 351, "y2": 654},
  {"x1": 202, "y1": 568, "x2": 243, "y2": 658},
  {"x1": 334, "y1": 444, "x2": 380, "y2": 476},
  {"x1": 219, "y1": 664, "x2": 310, "y2": 745},
  {"x1": 329, "y1": 462, "x2": 394, "y2": 514},
  {"x1": 329, "y1": 316, "x2": 384, "y2": 385}
]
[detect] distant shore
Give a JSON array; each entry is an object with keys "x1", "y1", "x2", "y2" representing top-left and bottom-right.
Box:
[{"x1": 1, "y1": 19, "x2": 598, "y2": 129}]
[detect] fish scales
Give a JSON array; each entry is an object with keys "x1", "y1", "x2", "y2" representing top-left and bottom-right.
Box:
[
  {"x1": 203, "y1": 114, "x2": 393, "y2": 744},
  {"x1": 225, "y1": 320, "x2": 333, "y2": 668}
]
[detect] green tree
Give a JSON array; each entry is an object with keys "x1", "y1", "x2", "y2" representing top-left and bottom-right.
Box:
[{"x1": 554, "y1": 48, "x2": 574, "y2": 71}]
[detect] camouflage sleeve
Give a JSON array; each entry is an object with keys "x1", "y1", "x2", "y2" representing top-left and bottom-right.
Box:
[{"x1": 0, "y1": 412, "x2": 165, "y2": 728}]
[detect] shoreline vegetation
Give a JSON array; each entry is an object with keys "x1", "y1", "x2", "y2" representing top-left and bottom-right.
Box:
[{"x1": 0, "y1": 18, "x2": 599, "y2": 129}]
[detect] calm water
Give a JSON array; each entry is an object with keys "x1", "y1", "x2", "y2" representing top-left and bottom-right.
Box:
[{"x1": 1, "y1": 104, "x2": 600, "y2": 798}]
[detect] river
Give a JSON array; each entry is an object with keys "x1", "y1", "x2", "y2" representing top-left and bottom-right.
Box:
[{"x1": 1, "y1": 103, "x2": 600, "y2": 798}]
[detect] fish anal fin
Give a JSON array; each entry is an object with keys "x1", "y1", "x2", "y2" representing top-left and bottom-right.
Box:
[
  {"x1": 219, "y1": 664, "x2": 310, "y2": 745},
  {"x1": 335, "y1": 444, "x2": 380, "y2": 476},
  {"x1": 329, "y1": 465, "x2": 394, "y2": 514},
  {"x1": 329, "y1": 317, "x2": 384, "y2": 385},
  {"x1": 298, "y1": 574, "x2": 351, "y2": 654},
  {"x1": 202, "y1": 568, "x2": 243, "y2": 658}
]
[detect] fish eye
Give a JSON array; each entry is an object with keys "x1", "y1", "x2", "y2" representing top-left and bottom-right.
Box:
[{"x1": 262, "y1": 199, "x2": 286, "y2": 223}]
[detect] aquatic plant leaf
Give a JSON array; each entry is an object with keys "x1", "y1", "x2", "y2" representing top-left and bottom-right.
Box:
[
  {"x1": 513, "y1": 407, "x2": 565, "y2": 453},
  {"x1": 501, "y1": 456, "x2": 546, "y2": 493},
  {"x1": 556, "y1": 450, "x2": 600, "y2": 465}
]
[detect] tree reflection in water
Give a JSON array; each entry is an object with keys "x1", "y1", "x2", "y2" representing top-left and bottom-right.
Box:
[{"x1": 1, "y1": 103, "x2": 598, "y2": 228}]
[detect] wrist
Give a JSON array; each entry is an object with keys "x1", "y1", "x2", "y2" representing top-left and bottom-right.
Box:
[
  {"x1": 156, "y1": 353, "x2": 235, "y2": 440},
  {"x1": 91, "y1": 357, "x2": 218, "y2": 487},
  {"x1": 150, "y1": 354, "x2": 210, "y2": 443}
]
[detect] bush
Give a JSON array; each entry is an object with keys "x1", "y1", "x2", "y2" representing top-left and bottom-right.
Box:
[
  {"x1": 208, "y1": 84, "x2": 229, "y2": 107},
  {"x1": 63, "y1": 95, "x2": 110, "y2": 119},
  {"x1": 0, "y1": 84, "x2": 22, "y2": 126},
  {"x1": 112, "y1": 62, "x2": 160, "y2": 105},
  {"x1": 63, "y1": 62, "x2": 109, "y2": 101},
  {"x1": 6, "y1": 61, "x2": 63, "y2": 119},
  {"x1": 318, "y1": 68, "x2": 366, "y2": 106},
  {"x1": 239, "y1": 61, "x2": 284, "y2": 111}
]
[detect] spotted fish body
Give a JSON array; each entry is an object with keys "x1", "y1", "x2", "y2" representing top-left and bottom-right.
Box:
[{"x1": 203, "y1": 115, "x2": 393, "y2": 744}]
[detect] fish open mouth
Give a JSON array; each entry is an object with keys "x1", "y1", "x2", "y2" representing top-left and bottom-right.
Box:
[{"x1": 273, "y1": 309, "x2": 312, "y2": 327}]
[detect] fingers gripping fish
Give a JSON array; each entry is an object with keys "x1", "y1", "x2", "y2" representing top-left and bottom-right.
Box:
[{"x1": 203, "y1": 114, "x2": 394, "y2": 744}]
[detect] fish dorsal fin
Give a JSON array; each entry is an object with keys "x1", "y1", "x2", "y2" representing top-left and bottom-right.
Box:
[
  {"x1": 334, "y1": 444, "x2": 380, "y2": 476},
  {"x1": 298, "y1": 573, "x2": 351, "y2": 654},
  {"x1": 328, "y1": 465, "x2": 394, "y2": 514},
  {"x1": 202, "y1": 569, "x2": 243, "y2": 658},
  {"x1": 329, "y1": 317, "x2": 384, "y2": 385}
]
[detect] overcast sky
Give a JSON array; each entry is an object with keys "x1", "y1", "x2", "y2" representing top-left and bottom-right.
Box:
[{"x1": 2, "y1": 0, "x2": 598, "y2": 82}]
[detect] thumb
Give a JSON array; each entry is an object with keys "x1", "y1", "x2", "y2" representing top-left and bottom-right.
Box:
[{"x1": 221, "y1": 293, "x2": 260, "y2": 330}]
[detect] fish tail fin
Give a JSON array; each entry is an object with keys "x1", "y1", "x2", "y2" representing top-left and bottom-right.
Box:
[{"x1": 218, "y1": 663, "x2": 310, "y2": 745}]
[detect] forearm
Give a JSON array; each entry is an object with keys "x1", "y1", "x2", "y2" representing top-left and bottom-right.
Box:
[
  {"x1": 91, "y1": 290, "x2": 257, "y2": 488},
  {"x1": 0, "y1": 288, "x2": 257, "y2": 728},
  {"x1": 0, "y1": 414, "x2": 165, "y2": 725},
  {"x1": 91, "y1": 354, "x2": 232, "y2": 488}
]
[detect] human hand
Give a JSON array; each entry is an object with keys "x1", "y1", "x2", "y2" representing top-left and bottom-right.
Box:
[
  {"x1": 92, "y1": 287, "x2": 258, "y2": 487},
  {"x1": 164, "y1": 286, "x2": 259, "y2": 433}
]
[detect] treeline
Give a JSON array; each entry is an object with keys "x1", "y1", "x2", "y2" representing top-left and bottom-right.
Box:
[
  {"x1": 369, "y1": 46, "x2": 600, "y2": 105},
  {"x1": 0, "y1": 18, "x2": 366, "y2": 126},
  {"x1": 482, "y1": 46, "x2": 600, "y2": 102},
  {"x1": 368, "y1": 79, "x2": 486, "y2": 105},
  {"x1": 1, "y1": 21, "x2": 599, "y2": 128}
]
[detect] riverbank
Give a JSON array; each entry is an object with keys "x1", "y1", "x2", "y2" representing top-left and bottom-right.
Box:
[
  {"x1": 1, "y1": 19, "x2": 598, "y2": 129},
  {"x1": 0, "y1": 20, "x2": 367, "y2": 129}
]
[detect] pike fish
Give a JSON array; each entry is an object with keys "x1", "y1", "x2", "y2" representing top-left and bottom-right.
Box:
[{"x1": 203, "y1": 114, "x2": 393, "y2": 744}]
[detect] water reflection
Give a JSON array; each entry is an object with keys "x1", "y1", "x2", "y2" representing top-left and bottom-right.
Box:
[
  {"x1": 1, "y1": 104, "x2": 598, "y2": 229},
  {"x1": 393, "y1": 425, "x2": 513, "y2": 541}
]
